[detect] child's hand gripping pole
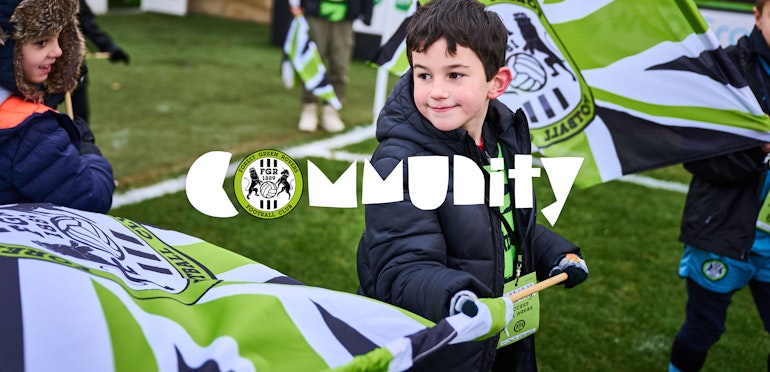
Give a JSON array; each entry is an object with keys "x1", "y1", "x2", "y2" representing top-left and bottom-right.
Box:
[
  {"x1": 447, "y1": 273, "x2": 568, "y2": 344},
  {"x1": 452, "y1": 272, "x2": 569, "y2": 317},
  {"x1": 508, "y1": 272, "x2": 568, "y2": 303}
]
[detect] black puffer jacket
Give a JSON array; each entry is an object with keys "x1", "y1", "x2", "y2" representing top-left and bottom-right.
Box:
[
  {"x1": 679, "y1": 28, "x2": 770, "y2": 261},
  {"x1": 357, "y1": 73, "x2": 580, "y2": 371}
]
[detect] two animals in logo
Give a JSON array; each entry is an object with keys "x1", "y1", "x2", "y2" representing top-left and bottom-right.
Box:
[
  {"x1": 507, "y1": 12, "x2": 575, "y2": 92},
  {"x1": 246, "y1": 167, "x2": 293, "y2": 200}
]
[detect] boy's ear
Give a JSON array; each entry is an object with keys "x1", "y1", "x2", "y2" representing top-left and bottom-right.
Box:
[{"x1": 488, "y1": 66, "x2": 513, "y2": 100}]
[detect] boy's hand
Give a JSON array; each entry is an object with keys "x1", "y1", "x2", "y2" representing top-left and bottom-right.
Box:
[
  {"x1": 549, "y1": 253, "x2": 588, "y2": 288},
  {"x1": 73, "y1": 116, "x2": 95, "y2": 143},
  {"x1": 448, "y1": 290, "x2": 514, "y2": 341},
  {"x1": 109, "y1": 48, "x2": 130, "y2": 65},
  {"x1": 449, "y1": 290, "x2": 478, "y2": 316},
  {"x1": 73, "y1": 116, "x2": 102, "y2": 156}
]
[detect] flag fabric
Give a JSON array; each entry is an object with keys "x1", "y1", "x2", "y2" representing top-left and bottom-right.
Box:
[
  {"x1": 368, "y1": 1, "x2": 417, "y2": 76},
  {"x1": 369, "y1": 16, "x2": 411, "y2": 76},
  {"x1": 372, "y1": 0, "x2": 770, "y2": 187},
  {"x1": 282, "y1": 15, "x2": 342, "y2": 110},
  {"x1": 0, "y1": 203, "x2": 512, "y2": 372}
]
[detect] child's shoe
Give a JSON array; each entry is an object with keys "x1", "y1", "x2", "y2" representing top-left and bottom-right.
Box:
[
  {"x1": 321, "y1": 105, "x2": 345, "y2": 132},
  {"x1": 298, "y1": 103, "x2": 318, "y2": 132}
]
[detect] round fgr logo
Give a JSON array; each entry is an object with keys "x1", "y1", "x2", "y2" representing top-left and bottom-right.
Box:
[
  {"x1": 233, "y1": 149, "x2": 303, "y2": 219},
  {"x1": 513, "y1": 319, "x2": 526, "y2": 332},
  {"x1": 702, "y1": 259, "x2": 728, "y2": 281}
]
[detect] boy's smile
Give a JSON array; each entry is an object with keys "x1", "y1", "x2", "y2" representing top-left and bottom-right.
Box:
[
  {"x1": 411, "y1": 38, "x2": 509, "y2": 145},
  {"x1": 39, "y1": 64, "x2": 52, "y2": 76},
  {"x1": 21, "y1": 34, "x2": 62, "y2": 84}
]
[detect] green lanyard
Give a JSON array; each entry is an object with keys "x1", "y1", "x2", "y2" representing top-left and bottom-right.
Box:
[
  {"x1": 487, "y1": 145, "x2": 540, "y2": 348},
  {"x1": 485, "y1": 143, "x2": 519, "y2": 281}
]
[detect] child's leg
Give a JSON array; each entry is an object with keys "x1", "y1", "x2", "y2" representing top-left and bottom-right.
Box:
[
  {"x1": 323, "y1": 20, "x2": 353, "y2": 102},
  {"x1": 670, "y1": 278, "x2": 735, "y2": 372},
  {"x1": 749, "y1": 279, "x2": 770, "y2": 329},
  {"x1": 749, "y1": 254, "x2": 770, "y2": 334},
  {"x1": 748, "y1": 275, "x2": 770, "y2": 370}
]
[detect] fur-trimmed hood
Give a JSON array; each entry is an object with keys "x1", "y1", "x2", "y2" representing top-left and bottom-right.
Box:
[{"x1": 0, "y1": 0, "x2": 84, "y2": 102}]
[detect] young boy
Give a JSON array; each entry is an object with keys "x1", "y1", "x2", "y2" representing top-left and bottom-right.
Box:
[
  {"x1": 356, "y1": 0, "x2": 588, "y2": 370},
  {"x1": 670, "y1": 1, "x2": 770, "y2": 370},
  {"x1": 45, "y1": 0, "x2": 131, "y2": 122},
  {"x1": 0, "y1": 0, "x2": 114, "y2": 213}
]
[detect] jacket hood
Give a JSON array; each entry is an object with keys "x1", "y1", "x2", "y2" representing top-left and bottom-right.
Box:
[
  {"x1": 0, "y1": 0, "x2": 84, "y2": 103},
  {"x1": 376, "y1": 71, "x2": 530, "y2": 156}
]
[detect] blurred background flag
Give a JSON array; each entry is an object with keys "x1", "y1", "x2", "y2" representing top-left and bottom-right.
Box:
[
  {"x1": 282, "y1": 15, "x2": 342, "y2": 110},
  {"x1": 0, "y1": 203, "x2": 510, "y2": 372},
  {"x1": 368, "y1": 0, "x2": 416, "y2": 77},
  {"x1": 372, "y1": 0, "x2": 770, "y2": 187}
]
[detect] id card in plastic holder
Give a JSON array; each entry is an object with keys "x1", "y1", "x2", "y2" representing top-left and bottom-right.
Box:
[
  {"x1": 757, "y1": 197, "x2": 770, "y2": 233},
  {"x1": 497, "y1": 272, "x2": 540, "y2": 348}
]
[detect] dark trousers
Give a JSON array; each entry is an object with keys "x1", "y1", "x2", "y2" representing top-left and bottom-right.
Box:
[
  {"x1": 300, "y1": 16, "x2": 353, "y2": 105},
  {"x1": 70, "y1": 71, "x2": 90, "y2": 123},
  {"x1": 671, "y1": 278, "x2": 770, "y2": 371}
]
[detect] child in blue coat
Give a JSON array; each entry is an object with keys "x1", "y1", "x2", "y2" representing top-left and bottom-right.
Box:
[{"x1": 0, "y1": 0, "x2": 114, "y2": 213}]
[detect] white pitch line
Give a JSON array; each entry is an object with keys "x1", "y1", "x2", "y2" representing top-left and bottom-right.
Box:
[
  {"x1": 111, "y1": 125, "x2": 688, "y2": 209},
  {"x1": 111, "y1": 177, "x2": 188, "y2": 209},
  {"x1": 617, "y1": 174, "x2": 690, "y2": 194}
]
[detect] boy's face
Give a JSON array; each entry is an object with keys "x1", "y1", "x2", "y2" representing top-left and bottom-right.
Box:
[
  {"x1": 21, "y1": 34, "x2": 62, "y2": 84},
  {"x1": 411, "y1": 38, "x2": 510, "y2": 142},
  {"x1": 755, "y1": 5, "x2": 770, "y2": 48}
]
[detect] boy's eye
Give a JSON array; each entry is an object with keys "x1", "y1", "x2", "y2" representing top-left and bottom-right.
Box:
[
  {"x1": 416, "y1": 73, "x2": 431, "y2": 80},
  {"x1": 34, "y1": 40, "x2": 47, "y2": 47},
  {"x1": 449, "y1": 72, "x2": 463, "y2": 79}
]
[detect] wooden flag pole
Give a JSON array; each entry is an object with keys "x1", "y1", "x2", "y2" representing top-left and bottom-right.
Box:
[
  {"x1": 65, "y1": 91, "x2": 74, "y2": 120},
  {"x1": 508, "y1": 272, "x2": 567, "y2": 303},
  {"x1": 87, "y1": 51, "x2": 110, "y2": 60}
]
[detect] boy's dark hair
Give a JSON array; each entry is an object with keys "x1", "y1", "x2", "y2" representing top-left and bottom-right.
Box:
[
  {"x1": 760, "y1": 0, "x2": 769, "y2": 12},
  {"x1": 406, "y1": 0, "x2": 507, "y2": 81}
]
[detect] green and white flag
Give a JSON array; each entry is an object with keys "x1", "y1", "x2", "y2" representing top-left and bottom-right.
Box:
[
  {"x1": 369, "y1": 0, "x2": 416, "y2": 76},
  {"x1": 0, "y1": 203, "x2": 512, "y2": 371},
  {"x1": 282, "y1": 15, "x2": 343, "y2": 110},
  {"x1": 373, "y1": 0, "x2": 770, "y2": 187}
]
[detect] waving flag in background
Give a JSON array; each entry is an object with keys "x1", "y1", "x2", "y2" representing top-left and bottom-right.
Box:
[
  {"x1": 372, "y1": 0, "x2": 770, "y2": 187},
  {"x1": 0, "y1": 203, "x2": 513, "y2": 372},
  {"x1": 370, "y1": 1, "x2": 416, "y2": 76},
  {"x1": 282, "y1": 15, "x2": 342, "y2": 110}
]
